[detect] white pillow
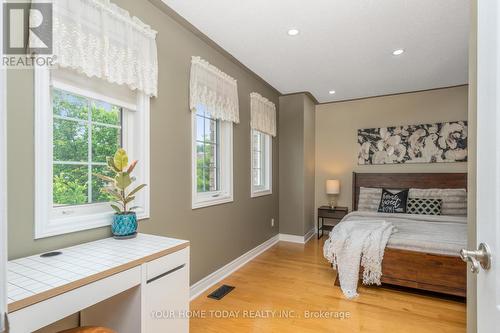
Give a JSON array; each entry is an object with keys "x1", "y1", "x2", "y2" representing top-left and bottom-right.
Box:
[
  {"x1": 408, "y1": 188, "x2": 467, "y2": 216},
  {"x1": 357, "y1": 187, "x2": 382, "y2": 212}
]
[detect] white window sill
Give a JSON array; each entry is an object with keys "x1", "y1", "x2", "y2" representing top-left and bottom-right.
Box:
[
  {"x1": 192, "y1": 194, "x2": 234, "y2": 210},
  {"x1": 35, "y1": 209, "x2": 149, "y2": 239},
  {"x1": 251, "y1": 189, "x2": 272, "y2": 198}
]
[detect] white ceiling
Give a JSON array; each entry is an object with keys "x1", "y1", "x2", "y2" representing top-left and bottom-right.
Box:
[{"x1": 162, "y1": 0, "x2": 469, "y2": 103}]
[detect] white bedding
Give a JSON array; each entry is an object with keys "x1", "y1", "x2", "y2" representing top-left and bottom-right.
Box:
[
  {"x1": 341, "y1": 211, "x2": 467, "y2": 256},
  {"x1": 324, "y1": 219, "x2": 395, "y2": 299}
]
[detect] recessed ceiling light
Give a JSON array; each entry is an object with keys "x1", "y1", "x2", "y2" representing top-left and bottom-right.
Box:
[
  {"x1": 287, "y1": 29, "x2": 299, "y2": 36},
  {"x1": 392, "y1": 49, "x2": 405, "y2": 56},
  {"x1": 329, "y1": 90, "x2": 336, "y2": 95}
]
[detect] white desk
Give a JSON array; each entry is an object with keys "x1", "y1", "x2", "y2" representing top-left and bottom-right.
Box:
[{"x1": 7, "y1": 233, "x2": 190, "y2": 333}]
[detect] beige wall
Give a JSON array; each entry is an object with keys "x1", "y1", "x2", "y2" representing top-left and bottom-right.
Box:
[
  {"x1": 278, "y1": 93, "x2": 315, "y2": 236},
  {"x1": 303, "y1": 96, "x2": 316, "y2": 234},
  {"x1": 315, "y1": 85, "x2": 469, "y2": 212},
  {"x1": 7, "y1": 0, "x2": 279, "y2": 286},
  {"x1": 278, "y1": 94, "x2": 304, "y2": 236}
]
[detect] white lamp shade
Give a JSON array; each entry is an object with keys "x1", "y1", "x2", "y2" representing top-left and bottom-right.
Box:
[{"x1": 326, "y1": 179, "x2": 340, "y2": 194}]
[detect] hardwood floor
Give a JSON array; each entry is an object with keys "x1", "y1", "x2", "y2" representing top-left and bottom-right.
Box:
[{"x1": 190, "y1": 238, "x2": 466, "y2": 333}]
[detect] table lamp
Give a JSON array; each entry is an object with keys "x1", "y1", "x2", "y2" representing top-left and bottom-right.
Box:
[{"x1": 326, "y1": 179, "x2": 340, "y2": 209}]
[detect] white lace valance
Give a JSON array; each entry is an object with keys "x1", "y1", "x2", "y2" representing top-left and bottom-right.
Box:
[
  {"x1": 52, "y1": 0, "x2": 158, "y2": 97},
  {"x1": 190, "y1": 56, "x2": 239, "y2": 123},
  {"x1": 250, "y1": 92, "x2": 276, "y2": 137}
]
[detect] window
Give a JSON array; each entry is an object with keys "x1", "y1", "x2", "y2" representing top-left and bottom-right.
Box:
[
  {"x1": 192, "y1": 105, "x2": 233, "y2": 209},
  {"x1": 251, "y1": 129, "x2": 272, "y2": 197},
  {"x1": 195, "y1": 108, "x2": 219, "y2": 193},
  {"x1": 35, "y1": 67, "x2": 150, "y2": 239},
  {"x1": 52, "y1": 89, "x2": 123, "y2": 208}
]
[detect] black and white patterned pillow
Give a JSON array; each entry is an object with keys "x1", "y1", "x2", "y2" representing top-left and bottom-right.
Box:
[
  {"x1": 407, "y1": 198, "x2": 442, "y2": 215},
  {"x1": 378, "y1": 189, "x2": 409, "y2": 213}
]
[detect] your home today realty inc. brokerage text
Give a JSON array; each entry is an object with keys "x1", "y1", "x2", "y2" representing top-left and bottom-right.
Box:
[{"x1": 151, "y1": 309, "x2": 352, "y2": 320}]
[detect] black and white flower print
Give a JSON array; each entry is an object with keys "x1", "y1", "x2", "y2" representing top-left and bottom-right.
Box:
[{"x1": 358, "y1": 121, "x2": 468, "y2": 165}]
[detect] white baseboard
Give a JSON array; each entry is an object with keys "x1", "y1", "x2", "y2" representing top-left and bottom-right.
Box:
[
  {"x1": 190, "y1": 234, "x2": 280, "y2": 300},
  {"x1": 279, "y1": 227, "x2": 316, "y2": 244},
  {"x1": 304, "y1": 227, "x2": 316, "y2": 244},
  {"x1": 278, "y1": 233, "x2": 304, "y2": 243}
]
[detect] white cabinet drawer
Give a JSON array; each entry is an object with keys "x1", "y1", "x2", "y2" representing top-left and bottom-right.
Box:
[
  {"x1": 145, "y1": 264, "x2": 189, "y2": 333},
  {"x1": 146, "y1": 247, "x2": 189, "y2": 282}
]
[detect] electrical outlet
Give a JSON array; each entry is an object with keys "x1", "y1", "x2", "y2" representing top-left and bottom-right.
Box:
[{"x1": 271, "y1": 218, "x2": 275, "y2": 227}]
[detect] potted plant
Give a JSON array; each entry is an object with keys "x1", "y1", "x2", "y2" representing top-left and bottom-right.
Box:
[{"x1": 95, "y1": 148, "x2": 147, "y2": 239}]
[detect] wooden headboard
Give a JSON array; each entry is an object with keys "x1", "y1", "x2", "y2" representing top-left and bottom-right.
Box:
[{"x1": 352, "y1": 172, "x2": 468, "y2": 211}]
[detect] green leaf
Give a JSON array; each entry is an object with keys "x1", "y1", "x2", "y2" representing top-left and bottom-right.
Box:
[
  {"x1": 114, "y1": 148, "x2": 128, "y2": 172},
  {"x1": 110, "y1": 204, "x2": 122, "y2": 213},
  {"x1": 125, "y1": 196, "x2": 135, "y2": 204},
  {"x1": 101, "y1": 187, "x2": 122, "y2": 201},
  {"x1": 101, "y1": 186, "x2": 119, "y2": 194},
  {"x1": 115, "y1": 172, "x2": 132, "y2": 190},
  {"x1": 128, "y1": 206, "x2": 140, "y2": 211},
  {"x1": 107, "y1": 156, "x2": 120, "y2": 173},
  {"x1": 93, "y1": 173, "x2": 115, "y2": 184},
  {"x1": 127, "y1": 184, "x2": 146, "y2": 198}
]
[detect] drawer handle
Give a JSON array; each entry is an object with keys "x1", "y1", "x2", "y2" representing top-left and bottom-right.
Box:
[{"x1": 147, "y1": 264, "x2": 186, "y2": 284}]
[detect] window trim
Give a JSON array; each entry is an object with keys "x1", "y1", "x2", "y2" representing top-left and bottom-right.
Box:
[
  {"x1": 52, "y1": 80, "x2": 137, "y2": 112},
  {"x1": 34, "y1": 66, "x2": 150, "y2": 239},
  {"x1": 191, "y1": 111, "x2": 233, "y2": 209},
  {"x1": 250, "y1": 129, "x2": 272, "y2": 198}
]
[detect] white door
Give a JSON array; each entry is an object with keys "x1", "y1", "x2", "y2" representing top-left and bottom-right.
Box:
[
  {"x1": 0, "y1": 1, "x2": 8, "y2": 331},
  {"x1": 472, "y1": 0, "x2": 500, "y2": 331},
  {"x1": 0, "y1": 83, "x2": 6, "y2": 332},
  {"x1": 0, "y1": 90, "x2": 7, "y2": 333}
]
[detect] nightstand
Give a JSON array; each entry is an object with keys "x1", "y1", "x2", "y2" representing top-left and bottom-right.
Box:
[{"x1": 317, "y1": 206, "x2": 349, "y2": 239}]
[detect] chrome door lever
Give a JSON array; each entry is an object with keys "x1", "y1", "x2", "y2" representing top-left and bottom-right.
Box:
[{"x1": 460, "y1": 243, "x2": 492, "y2": 274}]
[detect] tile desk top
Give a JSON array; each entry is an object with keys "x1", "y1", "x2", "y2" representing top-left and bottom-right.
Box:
[{"x1": 7, "y1": 233, "x2": 189, "y2": 312}]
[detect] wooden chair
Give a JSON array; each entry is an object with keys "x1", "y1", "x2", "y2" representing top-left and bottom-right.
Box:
[{"x1": 58, "y1": 327, "x2": 117, "y2": 333}]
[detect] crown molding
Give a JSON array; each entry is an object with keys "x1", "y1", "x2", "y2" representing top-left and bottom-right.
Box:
[{"x1": 317, "y1": 84, "x2": 469, "y2": 106}]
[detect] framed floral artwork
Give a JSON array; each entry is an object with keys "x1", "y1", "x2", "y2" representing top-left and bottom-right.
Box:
[{"x1": 357, "y1": 121, "x2": 468, "y2": 165}]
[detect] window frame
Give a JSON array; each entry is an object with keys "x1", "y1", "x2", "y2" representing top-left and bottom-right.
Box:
[
  {"x1": 250, "y1": 129, "x2": 272, "y2": 198},
  {"x1": 191, "y1": 110, "x2": 233, "y2": 209},
  {"x1": 34, "y1": 66, "x2": 150, "y2": 239}
]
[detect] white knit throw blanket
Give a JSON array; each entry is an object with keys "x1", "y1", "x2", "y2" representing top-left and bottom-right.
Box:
[{"x1": 323, "y1": 220, "x2": 395, "y2": 299}]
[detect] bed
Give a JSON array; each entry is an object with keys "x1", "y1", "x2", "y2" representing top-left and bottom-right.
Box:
[{"x1": 333, "y1": 172, "x2": 468, "y2": 297}]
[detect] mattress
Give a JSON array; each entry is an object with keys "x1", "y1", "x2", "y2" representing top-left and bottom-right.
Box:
[{"x1": 341, "y1": 211, "x2": 467, "y2": 256}]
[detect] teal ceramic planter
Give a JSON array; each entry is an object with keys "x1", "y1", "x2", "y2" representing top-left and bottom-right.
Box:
[{"x1": 112, "y1": 212, "x2": 137, "y2": 238}]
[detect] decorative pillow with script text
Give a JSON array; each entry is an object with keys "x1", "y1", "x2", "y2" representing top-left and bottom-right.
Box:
[{"x1": 378, "y1": 189, "x2": 409, "y2": 213}]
